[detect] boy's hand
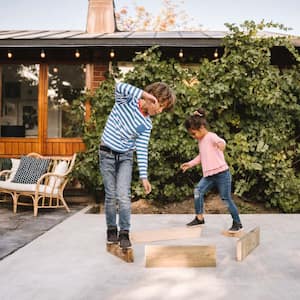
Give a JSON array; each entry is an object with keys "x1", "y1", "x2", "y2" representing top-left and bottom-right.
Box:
[
  {"x1": 142, "y1": 178, "x2": 152, "y2": 194},
  {"x1": 180, "y1": 162, "x2": 191, "y2": 173}
]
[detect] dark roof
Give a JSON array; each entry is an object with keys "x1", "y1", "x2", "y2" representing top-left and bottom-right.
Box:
[
  {"x1": 0, "y1": 30, "x2": 299, "y2": 48},
  {"x1": 0, "y1": 30, "x2": 237, "y2": 48}
]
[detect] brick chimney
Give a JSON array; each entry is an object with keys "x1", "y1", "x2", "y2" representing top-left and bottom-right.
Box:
[{"x1": 86, "y1": 0, "x2": 116, "y2": 33}]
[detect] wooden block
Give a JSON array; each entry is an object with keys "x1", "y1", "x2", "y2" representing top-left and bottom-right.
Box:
[
  {"x1": 106, "y1": 243, "x2": 134, "y2": 263},
  {"x1": 131, "y1": 226, "x2": 202, "y2": 243},
  {"x1": 236, "y1": 227, "x2": 260, "y2": 261},
  {"x1": 222, "y1": 230, "x2": 246, "y2": 238},
  {"x1": 145, "y1": 245, "x2": 216, "y2": 268}
]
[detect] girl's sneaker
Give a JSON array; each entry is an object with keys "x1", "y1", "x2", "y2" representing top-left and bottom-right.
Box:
[{"x1": 186, "y1": 216, "x2": 205, "y2": 227}]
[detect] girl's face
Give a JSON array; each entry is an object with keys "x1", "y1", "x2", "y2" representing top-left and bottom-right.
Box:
[{"x1": 188, "y1": 126, "x2": 207, "y2": 140}]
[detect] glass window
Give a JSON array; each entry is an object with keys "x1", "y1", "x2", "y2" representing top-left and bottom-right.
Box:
[
  {"x1": 0, "y1": 64, "x2": 39, "y2": 137},
  {"x1": 47, "y1": 64, "x2": 86, "y2": 138}
]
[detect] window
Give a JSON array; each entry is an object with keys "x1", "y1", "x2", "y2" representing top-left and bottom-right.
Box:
[
  {"x1": 47, "y1": 64, "x2": 86, "y2": 138},
  {"x1": 0, "y1": 64, "x2": 39, "y2": 137}
]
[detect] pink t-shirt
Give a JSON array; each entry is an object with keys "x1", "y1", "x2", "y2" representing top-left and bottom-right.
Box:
[{"x1": 188, "y1": 132, "x2": 228, "y2": 177}]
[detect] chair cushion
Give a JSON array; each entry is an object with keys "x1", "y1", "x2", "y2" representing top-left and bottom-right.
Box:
[
  {"x1": 12, "y1": 156, "x2": 50, "y2": 184},
  {"x1": 48, "y1": 161, "x2": 69, "y2": 189},
  {"x1": 7, "y1": 158, "x2": 20, "y2": 182}
]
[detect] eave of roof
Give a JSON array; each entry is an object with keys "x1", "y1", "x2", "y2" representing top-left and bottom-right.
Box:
[
  {"x1": 0, "y1": 30, "x2": 298, "y2": 48},
  {"x1": 0, "y1": 30, "x2": 228, "y2": 48}
]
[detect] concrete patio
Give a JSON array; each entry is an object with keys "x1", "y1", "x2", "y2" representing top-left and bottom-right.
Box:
[{"x1": 0, "y1": 207, "x2": 299, "y2": 300}]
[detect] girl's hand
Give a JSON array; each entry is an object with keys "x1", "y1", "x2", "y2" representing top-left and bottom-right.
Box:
[
  {"x1": 142, "y1": 178, "x2": 152, "y2": 194},
  {"x1": 180, "y1": 162, "x2": 191, "y2": 173}
]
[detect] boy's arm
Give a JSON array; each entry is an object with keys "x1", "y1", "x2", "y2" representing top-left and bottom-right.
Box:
[
  {"x1": 115, "y1": 82, "x2": 143, "y2": 104},
  {"x1": 135, "y1": 128, "x2": 151, "y2": 180}
]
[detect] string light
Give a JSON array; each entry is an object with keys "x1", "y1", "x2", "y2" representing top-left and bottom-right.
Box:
[
  {"x1": 40, "y1": 49, "x2": 46, "y2": 58},
  {"x1": 53, "y1": 67, "x2": 58, "y2": 73},
  {"x1": 7, "y1": 50, "x2": 13, "y2": 59},
  {"x1": 75, "y1": 49, "x2": 80, "y2": 58},
  {"x1": 178, "y1": 49, "x2": 184, "y2": 58},
  {"x1": 214, "y1": 48, "x2": 218, "y2": 58},
  {"x1": 109, "y1": 49, "x2": 115, "y2": 59}
]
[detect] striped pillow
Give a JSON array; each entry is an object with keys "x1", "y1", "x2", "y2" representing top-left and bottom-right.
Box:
[{"x1": 12, "y1": 156, "x2": 50, "y2": 184}]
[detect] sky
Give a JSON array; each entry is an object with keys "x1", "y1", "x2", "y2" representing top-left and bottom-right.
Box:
[{"x1": 0, "y1": 0, "x2": 299, "y2": 36}]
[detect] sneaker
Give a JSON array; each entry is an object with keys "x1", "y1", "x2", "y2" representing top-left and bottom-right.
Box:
[
  {"x1": 228, "y1": 221, "x2": 243, "y2": 233},
  {"x1": 107, "y1": 226, "x2": 118, "y2": 243},
  {"x1": 186, "y1": 216, "x2": 205, "y2": 227},
  {"x1": 119, "y1": 230, "x2": 132, "y2": 248}
]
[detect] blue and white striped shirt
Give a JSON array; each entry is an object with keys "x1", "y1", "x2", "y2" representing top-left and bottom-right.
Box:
[{"x1": 101, "y1": 82, "x2": 152, "y2": 179}]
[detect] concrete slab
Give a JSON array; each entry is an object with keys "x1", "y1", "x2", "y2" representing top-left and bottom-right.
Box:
[
  {"x1": 0, "y1": 210, "x2": 299, "y2": 300},
  {"x1": 0, "y1": 203, "x2": 85, "y2": 260}
]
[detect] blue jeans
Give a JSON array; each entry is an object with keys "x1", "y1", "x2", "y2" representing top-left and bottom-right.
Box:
[
  {"x1": 99, "y1": 150, "x2": 134, "y2": 231},
  {"x1": 194, "y1": 169, "x2": 241, "y2": 223}
]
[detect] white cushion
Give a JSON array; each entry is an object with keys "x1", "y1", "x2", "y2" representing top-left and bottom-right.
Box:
[
  {"x1": 7, "y1": 159, "x2": 20, "y2": 182},
  {"x1": 48, "y1": 161, "x2": 68, "y2": 189},
  {"x1": 0, "y1": 181, "x2": 58, "y2": 195}
]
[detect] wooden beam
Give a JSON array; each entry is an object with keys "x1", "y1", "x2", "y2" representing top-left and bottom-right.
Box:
[
  {"x1": 145, "y1": 245, "x2": 216, "y2": 268},
  {"x1": 131, "y1": 226, "x2": 201, "y2": 243},
  {"x1": 106, "y1": 243, "x2": 134, "y2": 263},
  {"x1": 236, "y1": 227, "x2": 260, "y2": 261},
  {"x1": 222, "y1": 230, "x2": 246, "y2": 238}
]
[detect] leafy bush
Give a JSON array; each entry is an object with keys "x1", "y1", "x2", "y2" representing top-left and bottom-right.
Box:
[{"x1": 72, "y1": 21, "x2": 300, "y2": 212}]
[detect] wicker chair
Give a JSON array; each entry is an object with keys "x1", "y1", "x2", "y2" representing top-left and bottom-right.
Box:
[{"x1": 0, "y1": 152, "x2": 77, "y2": 216}]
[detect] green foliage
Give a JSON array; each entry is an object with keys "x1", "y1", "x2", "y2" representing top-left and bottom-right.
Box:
[{"x1": 72, "y1": 21, "x2": 300, "y2": 212}]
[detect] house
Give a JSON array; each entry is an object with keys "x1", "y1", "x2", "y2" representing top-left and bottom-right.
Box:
[{"x1": 0, "y1": 0, "x2": 299, "y2": 158}]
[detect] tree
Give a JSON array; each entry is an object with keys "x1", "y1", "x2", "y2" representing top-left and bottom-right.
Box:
[{"x1": 115, "y1": 0, "x2": 201, "y2": 31}]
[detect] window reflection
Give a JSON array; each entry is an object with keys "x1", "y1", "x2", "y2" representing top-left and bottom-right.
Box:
[
  {"x1": 48, "y1": 64, "x2": 86, "y2": 138},
  {"x1": 0, "y1": 64, "x2": 39, "y2": 137}
]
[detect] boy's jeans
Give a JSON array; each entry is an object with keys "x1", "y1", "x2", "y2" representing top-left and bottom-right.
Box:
[
  {"x1": 194, "y1": 169, "x2": 241, "y2": 223},
  {"x1": 99, "y1": 150, "x2": 133, "y2": 231}
]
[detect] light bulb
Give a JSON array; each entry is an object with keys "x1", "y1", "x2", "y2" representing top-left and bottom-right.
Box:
[
  {"x1": 7, "y1": 50, "x2": 13, "y2": 59},
  {"x1": 75, "y1": 49, "x2": 80, "y2": 58},
  {"x1": 40, "y1": 49, "x2": 46, "y2": 58},
  {"x1": 214, "y1": 48, "x2": 218, "y2": 58},
  {"x1": 109, "y1": 49, "x2": 115, "y2": 59},
  {"x1": 178, "y1": 49, "x2": 184, "y2": 58}
]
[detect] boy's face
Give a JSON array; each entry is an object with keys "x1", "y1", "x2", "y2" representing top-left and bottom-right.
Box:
[{"x1": 147, "y1": 100, "x2": 166, "y2": 116}]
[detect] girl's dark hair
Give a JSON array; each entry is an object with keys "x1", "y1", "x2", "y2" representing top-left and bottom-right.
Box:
[{"x1": 184, "y1": 108, "x2": 207, "y2": 130}]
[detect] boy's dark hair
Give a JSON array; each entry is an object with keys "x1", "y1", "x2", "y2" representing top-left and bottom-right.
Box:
[
  {"x1": 145, "y1": 82, "x2": 176, "y2": 111},
  {"x1": 184, "y1": 108, "x2": 208, "y2": 130}
]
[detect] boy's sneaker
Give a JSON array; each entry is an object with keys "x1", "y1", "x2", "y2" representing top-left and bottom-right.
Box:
[
  {"x1": 186, "y1": 216, "x2": 205, "y2": 227},
  {"x1": 107, "y1": 226, "x2": 118, "y2": 243},
  {"x1": 119, "y1": 230, "x2": 132, "y2": 248},
  {"x1": 228, "y1": 221, "x2": 243, "y2": 233}
]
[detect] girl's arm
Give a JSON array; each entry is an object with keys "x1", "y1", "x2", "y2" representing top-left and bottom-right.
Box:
[
  {"x1": 211, "y1": 133, "x2": 226, "y2": 152},
  {"x1": 180, "y1": 154, "x2": 201, "y2": 172},
  {"x1": 216, "y1": 141, "x2": 226, "y2": 151}
]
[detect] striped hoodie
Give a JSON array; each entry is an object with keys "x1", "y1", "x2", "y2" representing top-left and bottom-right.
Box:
[{"x1": 101, "y1": 82, "x2": 152, "y2": 179}]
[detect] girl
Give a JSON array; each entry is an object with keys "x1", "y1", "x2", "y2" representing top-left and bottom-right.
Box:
[{"x1": 180, "y1": 108, "x2": 243, "y2": 233}]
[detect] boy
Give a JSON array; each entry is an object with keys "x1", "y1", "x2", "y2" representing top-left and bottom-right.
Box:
[{"x1": 100, "y1": 82, "x2": 175, "y2": 248}]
